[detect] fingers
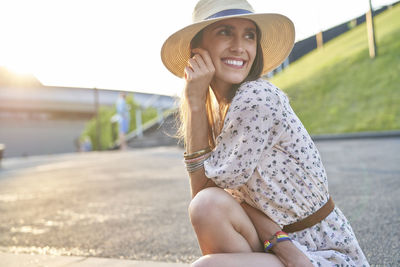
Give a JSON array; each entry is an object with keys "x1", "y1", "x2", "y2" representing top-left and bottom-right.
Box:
[
  {"x1": 184, "y1": 48, "x2": 215, "y2": 101},
  {"x1": 184, "y1": 66, "x2": 194, "y2": 80},
  {"x1": 188, "y1": 57, "x2": 201, "y2": 72},
  {"x1": 192, "y1": 48, "x2": 215, "y2": 72},
  {"x1": 185, "y1": 48, "x2": 215, "y2": 82},
  {"x1": 191, "y1": 48, "x2": 215, "y2": 72},
  {"x1": 188, "y1": 54, "x2": 206, "y2": 74}
]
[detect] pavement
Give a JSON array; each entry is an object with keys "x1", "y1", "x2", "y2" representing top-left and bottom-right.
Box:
[
  {"x1": 0, "y1": 252, "x2": 189, "y2": 267},
  {"x1": 0, "y1": 137, "x2": 399, "y2": 266}
]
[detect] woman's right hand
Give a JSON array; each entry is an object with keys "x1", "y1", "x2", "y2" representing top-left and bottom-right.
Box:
[{"x1": 184, "y1": 48, "x2": 215, "y2": 107}]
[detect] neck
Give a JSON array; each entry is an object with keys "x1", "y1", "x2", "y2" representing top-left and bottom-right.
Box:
[{"x1": 211, "y1": 79, "x2": 235, "y2": 105}]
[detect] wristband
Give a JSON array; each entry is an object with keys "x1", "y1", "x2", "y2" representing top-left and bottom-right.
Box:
[
  {"x1": 263, "y1": 240, "x2": 273, "y2": 252},
  {"x1": 263, "y1": 230, "x2": 291, "y2": 252},
  {"x1": 275, "y1": 231, "x2": 291, "y2": 243}
]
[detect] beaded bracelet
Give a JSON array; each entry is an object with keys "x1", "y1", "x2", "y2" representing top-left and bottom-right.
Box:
[{"x1": 263, "y1": 231, "x2": 291, "y2": 252}]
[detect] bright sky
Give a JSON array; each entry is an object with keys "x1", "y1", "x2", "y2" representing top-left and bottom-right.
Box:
[{"x1": 0, "y1": 0, "x2": 396, "y2": 96}]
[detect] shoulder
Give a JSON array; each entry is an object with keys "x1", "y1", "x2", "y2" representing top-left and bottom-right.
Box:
[
  {"x1": 237, "y1": 78, "x2": 284, "y2": 99},
  {"x1": 231, "y1": 78, "x2": 286, "y2": 109}
]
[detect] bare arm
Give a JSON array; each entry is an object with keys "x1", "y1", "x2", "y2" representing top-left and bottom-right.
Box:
[
  {"x1": 185, "y1": 105, "x2": 218, "y2": 198},
  {"x1": 241, "y1": 203, "x2": 313, "y2": 267},
  {"x1": 184, "y1": 48, "x2": 218, "y2": 198}
]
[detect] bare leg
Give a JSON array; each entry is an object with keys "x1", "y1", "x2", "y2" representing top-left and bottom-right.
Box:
[
  {"x1": 188, "y1": 187, "x2": 284, "y2": 266},
  {"x1": 189, "y1": 187, "x2": 261, "y2": 254}
]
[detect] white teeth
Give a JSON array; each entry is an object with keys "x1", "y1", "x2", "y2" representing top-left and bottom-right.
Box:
[{"x1": 224, "y1": 59, "x2": 244, "y2": 66}]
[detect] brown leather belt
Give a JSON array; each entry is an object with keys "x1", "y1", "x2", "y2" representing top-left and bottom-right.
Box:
[{"x1": 283, "y1": 197, "x2": 335, "y2": 233}]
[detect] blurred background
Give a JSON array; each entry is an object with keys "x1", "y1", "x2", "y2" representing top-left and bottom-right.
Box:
[{"x1": 0, "y1": 0, "x2": 399, "y2": 158}]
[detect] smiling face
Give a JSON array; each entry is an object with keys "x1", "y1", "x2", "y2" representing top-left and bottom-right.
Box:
[{"x1": 200, "y1": 18, "x2": 258, "y2": 91}]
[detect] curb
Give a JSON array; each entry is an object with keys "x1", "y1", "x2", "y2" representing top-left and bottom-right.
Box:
[
  {"x1": 0, "y1": 252, "x2": 191, "y2": 267},
  {"x1": 311, "y1": 130, "x2": 400, "y2": 141}
]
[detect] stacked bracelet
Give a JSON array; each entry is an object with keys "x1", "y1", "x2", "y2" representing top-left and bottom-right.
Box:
[
  {"x1": 183, "y1": 147, "x2": 212, "y2": 173},
  {"x1": 184, "y1": 147, "x2": 212, "y2": 160},
  {"x1": 263, "y1": 231, "x2": 291, "y2": 252},
  {"x1": 184, "y1": 152, "x2": 211, "y2": 163}
]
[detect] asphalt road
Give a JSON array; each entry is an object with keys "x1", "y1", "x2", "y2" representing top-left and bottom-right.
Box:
[{"x1": 0, "y1": 138, "x2": 399, "y2": 266}]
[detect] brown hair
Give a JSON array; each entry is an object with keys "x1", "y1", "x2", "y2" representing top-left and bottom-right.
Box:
[{"x1": 177, "y1": 22, "x2": 264, "y2": 148}]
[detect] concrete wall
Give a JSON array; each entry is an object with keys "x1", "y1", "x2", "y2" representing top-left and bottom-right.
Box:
[{"x1": 0, "y1": 119, "x2": 87, "y2": 158}]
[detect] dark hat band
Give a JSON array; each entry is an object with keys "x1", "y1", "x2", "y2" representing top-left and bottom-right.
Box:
[{"x1": 205, "y1": 9, "x2": 253, "y2": 20}]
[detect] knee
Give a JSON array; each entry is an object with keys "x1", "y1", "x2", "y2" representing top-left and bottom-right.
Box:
[
  {"x1": 190, "y1": 255, "x2": 214, "y2": 267},
  {"x1": 188, "y1": 187, "x2": 232, "y2": 227}
]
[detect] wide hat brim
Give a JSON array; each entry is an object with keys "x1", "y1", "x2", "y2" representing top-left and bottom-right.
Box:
[{"x1": 161, "y1": 13, "x2": 295, "y2": 78}]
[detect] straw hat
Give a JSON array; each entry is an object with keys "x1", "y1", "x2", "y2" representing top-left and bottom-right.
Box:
[{"x1": 161, "y1": 0, "x2": 295, "y2": 78}]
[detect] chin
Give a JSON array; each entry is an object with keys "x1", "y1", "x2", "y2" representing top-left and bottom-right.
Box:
[
  {"x1": 214, "y1": 69, "x2": 250, "y2": 86},
  {"x1": 226, "y1": 75, "x2": 248, "y2": 85}
]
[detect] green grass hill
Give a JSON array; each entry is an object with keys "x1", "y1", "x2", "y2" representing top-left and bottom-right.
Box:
[{"x1": 270, "y1": 4, "x2": 400, "y2": 135}]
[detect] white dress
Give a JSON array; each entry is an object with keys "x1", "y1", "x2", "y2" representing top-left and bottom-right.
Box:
[{"x1": 204, "y1": 78, "x2": 369, "y2": 266}]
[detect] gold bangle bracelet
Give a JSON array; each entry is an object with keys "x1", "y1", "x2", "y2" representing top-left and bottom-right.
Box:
[{"x1": 184, "y1": 147, "x2": 211, "y2": 160}]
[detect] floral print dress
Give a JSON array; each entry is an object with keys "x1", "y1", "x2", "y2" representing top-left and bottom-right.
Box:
[{"x1": 204, "y1": 78, "x2": 369, "y2": 267}]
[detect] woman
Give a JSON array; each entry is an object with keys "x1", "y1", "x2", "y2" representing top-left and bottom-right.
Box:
[
  {"x1": 116, "y1": 92, "x2": 130, "y2": 150},
  {"x1": 161, "y1": 0, "x2": 369, "y2": 266}
]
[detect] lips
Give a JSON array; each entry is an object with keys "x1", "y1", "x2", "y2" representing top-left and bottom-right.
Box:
[{"x1": 222, "y1": 58, "x2": 246, "y2": 68}]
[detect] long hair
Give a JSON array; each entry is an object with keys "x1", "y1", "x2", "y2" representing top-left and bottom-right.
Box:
[{"x1": 177, "y1": 23, "x2": 264, "y2": 148}]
